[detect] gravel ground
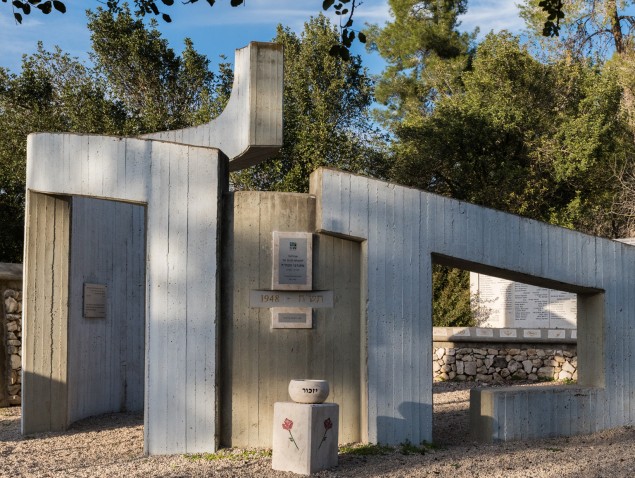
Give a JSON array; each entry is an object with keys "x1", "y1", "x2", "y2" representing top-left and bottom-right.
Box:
[{"x1": 1, "y1": 382, "x2": 634, "y2": 477}]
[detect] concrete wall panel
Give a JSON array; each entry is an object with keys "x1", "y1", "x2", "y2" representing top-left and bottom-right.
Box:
[
  {"x1": 22, "y1": 192, "x2": 70, "y2": 434},
  {"x1": 310, "y1": 167, "x2": 635, "y2": 445},
  {"x1": 25, "y1": 133, "x2": 225, "y2": 454},
  {"x1": 221, "y1": 191, "x2": 361, "y2": 448},
  {"x1": 144, "y1": 42, "x2": 283, "y2": 172},
  {"x1": 67, "y1": 197, "x2": 145, "y2": 423}
]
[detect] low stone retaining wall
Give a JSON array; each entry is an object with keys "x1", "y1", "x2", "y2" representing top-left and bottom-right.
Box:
[
  {"x1": 1, "y1": 263, "x2": 22, "y2": 406},
  {"x1": 433, "y1": 342, "x2": 577, "y2": 383}
]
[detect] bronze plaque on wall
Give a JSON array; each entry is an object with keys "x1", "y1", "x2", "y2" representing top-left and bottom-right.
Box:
[{"x1": 84, "y1": 283, "x2": 107, "y2": 319}]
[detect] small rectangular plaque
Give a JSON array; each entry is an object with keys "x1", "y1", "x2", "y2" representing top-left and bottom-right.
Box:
[
  {"x1": 452, "y1": 327, "x2": 470, "y2": 337},
  {"x1": 272, "y1": 308, "x2": 312, "y2": 329},
  {"x1": 249, "y1": 290, "x2": 333, "y2": 308},
  {"x1": 272, "y1": 232, "x2": 312, "y2": 290},
  {"x1": 84, "y1": 283, "x2": 107, "y2": 319},
  {"x1": 547, "y1": 329, "x2": 566, "y2": 339},
  {"x1": 523, "y1": 329, "x2": 542, "y2": 338},
  {"x1": 475, "y1": 328, "x2": 494, "y2": 337},
  {"x1": 500, "y1": 329, "x2": 517, "y2": 338}
]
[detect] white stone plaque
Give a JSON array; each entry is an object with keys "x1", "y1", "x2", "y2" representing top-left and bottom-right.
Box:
[
  {"x1": 452, "y1": 327, "x2": 470, "y2": 337},
  {"x1": 249, "y1": 290, "x2": 333, "y2": 308},
  {"x1": 471, "y1": 273, "x2": 577, "y2": 329},
  {"x1": 84, "y1": 283, "x2": 107, "y2": 319},
  {"x1": 500, "y1": 329, "x2": 517, "y2": 338},
  {"x1": 271, "y1": 308, "x2": 312, "y2": 329},
  {"x1": 475, "y1": 328, "x2": 494, "y2": 337},
  {"x1": 547, "y1": 329, "x2": 566, "y2": 339},
  {"x1": 523, "y1": 329, "x2": 541, "y2": 339},
  {"x1": 273, "y1": 231, "x2": 312, "y2": 290}
]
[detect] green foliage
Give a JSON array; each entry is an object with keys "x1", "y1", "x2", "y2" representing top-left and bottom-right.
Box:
[
  {"x1": 399, "y1": 439, "x2": 426, "y2": 455},
  {"x1": 432, "y1": 265, "x2": 474, "y2": 327},
  {"x1": 231, "y1": 15, "x2": 388, "y2": 192},
  {"x1": 365, "y1": 0, "x2": 476, "y2": 126},
  {"x1": 389, "y1": 32, "x2": 631, "y2": 237},
  {"x1": 519, "y1": 0, "x2": 635, "y2": 58},
  {"x1": 87, "y1": 6, "x2": 227, "y2": 134},
  {"x1": 0, "y1": 9, "x2": 231, "y2": 262},
  {"x1": 0, "y1": 45, "x2": 126, "y2": 262}
]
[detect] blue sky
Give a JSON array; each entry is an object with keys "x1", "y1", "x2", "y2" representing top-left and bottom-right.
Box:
[{"x1": 0, "y1": 0, "x2": 526, "y2": 75}]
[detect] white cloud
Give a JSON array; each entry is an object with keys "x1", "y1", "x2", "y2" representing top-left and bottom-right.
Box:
[{"x1": 459, "y1": 0, "x2": 525, "y2": 36}]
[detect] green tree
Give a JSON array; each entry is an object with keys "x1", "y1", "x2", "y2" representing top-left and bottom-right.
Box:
[
  {"x1": 432, "y1": 265, "x2": 475, "y2": 327},
  {"x1": 520, "y1": 0, "x2": 635, "y2": 57},
  {"x1": 87, "y1": 6, "x2": 225, "y2": 134},
  {"x1": 0, "y1": 45, "x2": 127, "y2": 262},
  {"x1": 391, "y1": 32, "x2": 631, "y2": 237},
  {"x1": 365, "y1": 0, "x2": 476, "y2": 127},
  {"x1": 0, "y1": 8, "x2": 232, "y2": 262},
  {"x1": 231, "y1": 14, "x2": 388, "y2": 192}
]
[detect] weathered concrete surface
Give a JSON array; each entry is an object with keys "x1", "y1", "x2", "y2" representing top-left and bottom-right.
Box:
[
  {"x1": 24, "y1": 134, "x2": 226, "y2": 454},
  {"x1": 67, "y1": 197, "x2": 145, "y2": 423},
  {"x1": 310, "y1": 167, "x2": 631, "y2": 445},
  {"x1": 221, "y1": 191, "x2": 361, "y2": 448},
  {"x1": 143, "y1": 42, "x2": 283, "y2": 172},
  {"x1": 272, "y1": 402, "x2": 339, "y2": 475},
  {"x1": 22, "y1": 193, "x2": 70, "y2": 434}
]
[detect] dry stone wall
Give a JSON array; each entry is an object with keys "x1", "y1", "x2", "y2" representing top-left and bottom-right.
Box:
[
  {"x1": 2, "y1": 283, "x2": 22, "y2": 405},
  {"x1": 433, "y1": 342, "x2": 577, "y2": 383}
]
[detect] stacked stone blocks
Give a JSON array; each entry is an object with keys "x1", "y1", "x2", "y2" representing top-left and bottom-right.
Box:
[
  {"x1": 3, "y1": 287, "x2": 22, "y2": 405},
  {"x1": 433, "y1": 344, "x2": 577, "y2": 383}
]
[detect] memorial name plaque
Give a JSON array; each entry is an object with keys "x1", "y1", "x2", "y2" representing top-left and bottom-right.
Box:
[
  {"x1": 272, "y1": 231, "x2": 312, "y2": 290},
  {"x1": 471, "y1": 272, "x2": 577, "y2": 329},
  {"x1": 249, "y1": 290, "x2": 334, "y2": 309},
  {"x1": 271, "y1": 308, "x2": 312, "y2": 329},
  {"x1": 84, "y1": 283, "x2": 107, "y2": 319}
]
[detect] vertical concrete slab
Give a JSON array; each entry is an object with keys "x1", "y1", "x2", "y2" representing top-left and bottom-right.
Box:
[
  {"x1": 22, "y1": 192, "x2": 70, "y2": 433},
  {"x1": 221, "y1": 191, "x2": 361, "y2": 448},
  {"x1": 143, "y1": 42, "x2": 283, "y2": 171},
  {"x1": 25, "y1": 134, "x2": 226, "y2": 454}
]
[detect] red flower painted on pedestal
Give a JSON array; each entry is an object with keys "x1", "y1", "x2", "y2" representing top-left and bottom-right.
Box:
[
  {"x1": 282, "y1": 418, "x2": 299, "y2": 450},
  {"x1": 318, "y1": 417, "x2": 333, "y2": 449}
]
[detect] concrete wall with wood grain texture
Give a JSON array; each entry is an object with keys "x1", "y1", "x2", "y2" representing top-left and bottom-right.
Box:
[
  {"x1": 143, "y1": 42, "x2": 283, "y2": 172},
  {"x1": 310, "y1": 167, "x2": 633, "y2": 445},
  {"x1": 24, "y1": 133, "x2": 225, "y2": 454},
  {"x1": 22, "y1": 192, "x2": 70, "y2": 434},
  {"x1": 67, "y1": 197, "x2": 145, "y2": 423},
  {"x1": 221, "y1": 191, "x2": 361, "y2": 448}
]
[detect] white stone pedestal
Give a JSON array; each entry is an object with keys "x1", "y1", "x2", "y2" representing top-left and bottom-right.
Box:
[{"x1": 272, "y1": 402, "x2": 339, "y2": 475}]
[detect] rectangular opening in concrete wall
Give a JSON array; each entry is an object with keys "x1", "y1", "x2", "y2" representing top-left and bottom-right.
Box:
[{"x1": 430, "y1": 263, "x2": 588, "y2": 445}]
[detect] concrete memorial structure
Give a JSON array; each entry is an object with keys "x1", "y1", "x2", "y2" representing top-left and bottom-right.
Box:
[{"x1": 22, "y1": 40, "x2": 635, "y2": 455}]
